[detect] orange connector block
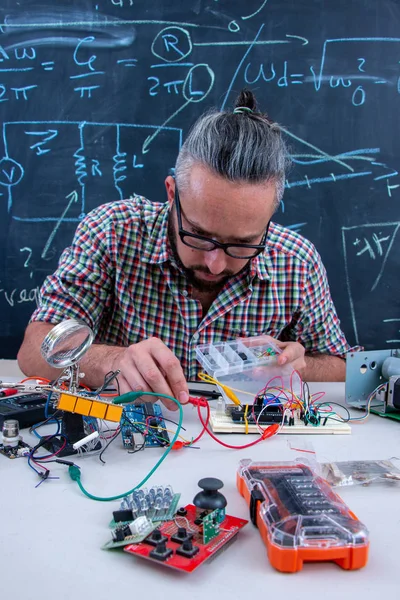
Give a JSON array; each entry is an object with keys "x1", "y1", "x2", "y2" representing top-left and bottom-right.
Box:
[{"x1": 57, "y1": 392, "x2": 123, "y2": 423}]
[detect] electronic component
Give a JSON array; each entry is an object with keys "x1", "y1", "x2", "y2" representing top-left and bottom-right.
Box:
[
  {"x1": 38, "y1": 320, "x2": 121, "y2": 458},
  {"x1": 387, "y1": 375, "x2": 400, "y2": 410},
  {"x1": 0, "y1": 439, "x2": 32, "y2": 459},
  {"x1": 57, "y1": 391, "x2": 123, "y2": 423},
  {"x1": 202, "y1": 509, "x2": 225, "y2": 544},
  {"x1": 175, "y1": 538, "x2": 199, "y2": 558},
  {"x1": 145, "y1": 528, "x2": 169, "y2": 546},
  {"x1": 124, "y1": 503, "x2": 248, "y2": 573},
  {"x1": 208, "y1": 406, "x2": 351, "y2": 435},
  {"x1": 112, "y1": 486, "x2": 180, "y2": 524},
  {"x1": 170, "y1": 526, "x2": 193, "y2": 544},
  {"x1": 0, "y1": 392, "x2": 54, "y2": 428},
  {"x1": 195, "y1": 336, "x2": 299, "y2": 405},
  {"x1": 0, "y1": 419, "x2": 32, "y2": 459},
  {"x1": 346, "y1": 348, "x2": 400, "y2": 419},
  {"x1": 193, "y1": 477, "x2": 227, "y2": 511},
  {"x1": 103, "y1": 516, "x2": 157, "y2": 550},
  {"x1": 237, "y1": 460, "x2": 369, "y2": 572},
  {"x1": 120, "y1": 403, "x2": 170, "y2": 448},
  {"x1": 321, "y1": 459, "x2": 400, "y2": 487},
  {"x1": 42, "y1": 411, "x2": 102, "y2": 458},
  {"x1": 2, "y1": 419, "x2": 20, "y2": 447},
  {"x1": 72, "y1": 430, "x2": 99, "y2": 450},
  {"x1": 149, "y1": 539, "x2": 174, "y2": 561}
]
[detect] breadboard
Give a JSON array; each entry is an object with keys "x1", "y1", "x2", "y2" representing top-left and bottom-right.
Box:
[{"x1": 209, "y1": 410, "x2": 351, "y2": 435}]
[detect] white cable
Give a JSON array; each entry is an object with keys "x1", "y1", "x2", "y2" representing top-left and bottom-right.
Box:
[{"x1": 72, "y1": 431, "x2": 99, "y2": 450}]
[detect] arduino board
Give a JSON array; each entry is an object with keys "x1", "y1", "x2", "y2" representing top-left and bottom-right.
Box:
[{"x1": 121, "y1": 403, "x2": 170, "y2": 448}]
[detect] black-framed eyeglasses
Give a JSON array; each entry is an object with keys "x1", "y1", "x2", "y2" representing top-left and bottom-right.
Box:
[{"x1": 174, "y1": 187, "x2": 269, "y2": 259}]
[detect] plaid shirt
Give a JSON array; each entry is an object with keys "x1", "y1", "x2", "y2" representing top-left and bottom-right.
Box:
[{"x1": 31, "y1": 196, "x2": 354, "y2": 380}]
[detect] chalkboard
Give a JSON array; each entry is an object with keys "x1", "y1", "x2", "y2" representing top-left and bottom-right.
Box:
[{"x1": 0, "y1": 0, "x2": 399, "y2": 359}]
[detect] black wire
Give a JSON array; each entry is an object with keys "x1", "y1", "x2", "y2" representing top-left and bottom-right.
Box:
[
  {"x1": 98, "y1": 429, "x2": 121, "y2": 465},
  {"x1": 98, "y1": 412, "x2": 160, "y2": 464},
  {"x1": 314, "y1": 401, "x2": 351, "y2": 423},
  {"x1": 122, "y1": 414, "x2": 167, "y2": 446},
  {"x1": 303, "y1": 382, "x2": 311, "y2": 404},
  {"x1": 122, "y1": 411, "x2": 171, "y2": 446},
  {"x1": 128, "y1": 443, "x2": 146, "y2": 455},
  {"x1": 152, "y1": 414, "x2": 186, "y2": 431},
  {"x1": 103, "y1": 370, "x2": 121, "y2": 396},
  {"x1": 122, "y1": 403, "x2": 186, "y2": 430},
  {"x1": 29, "y1": 410, "x2": 62, "y2": 435},
  {"x1": 30, "y1": 432, "x2": 68, "y2": 461}
]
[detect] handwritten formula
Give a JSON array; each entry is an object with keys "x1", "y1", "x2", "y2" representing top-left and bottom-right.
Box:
[{"x1": 0, "y1": 0, "x2": 398, "y2": 354}]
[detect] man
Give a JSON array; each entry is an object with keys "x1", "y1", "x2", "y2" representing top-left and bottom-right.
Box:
[{"x1": 18, "y1": 90, "x2": 354, "y2": 411}]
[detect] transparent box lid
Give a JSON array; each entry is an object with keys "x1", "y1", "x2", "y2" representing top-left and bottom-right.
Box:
[
  {"x1": 195, "y1": 336, "x2": 298, "y2": 404},
  {"x1": 238, "y1": 459, "x2": 369, "y2": 551}
]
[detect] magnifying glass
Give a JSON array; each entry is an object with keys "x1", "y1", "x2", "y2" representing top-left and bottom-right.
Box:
[
  {"x1": 41, "y1": 319, "x2": 94, "y2": 393},
  {"x1": 41, "y1": 319, "x2": 94, "y2": 369}
]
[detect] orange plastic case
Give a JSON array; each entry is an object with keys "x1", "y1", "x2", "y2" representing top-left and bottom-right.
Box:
[{"x1": 237, "y1": 460, "x2": 369, "y2": 572}]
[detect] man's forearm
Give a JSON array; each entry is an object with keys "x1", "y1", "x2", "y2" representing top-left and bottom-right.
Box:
[
  {"x1": 299, "y1": 354, "x2": 346, "y2": 382},
  {"x1": 79, "y1": 344, "x2": 123, "y2": 388},
  {"x1": 18, "y1": 322, "x2": 123, "y2": 386}
]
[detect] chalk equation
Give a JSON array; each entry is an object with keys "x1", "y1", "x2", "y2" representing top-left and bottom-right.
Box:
[
  {"x1": 342, "y1": 222, "x2": 400, "y2": 345},
  {"x1": 0, "y1": 1, "x2": 398, "y2": 352}
]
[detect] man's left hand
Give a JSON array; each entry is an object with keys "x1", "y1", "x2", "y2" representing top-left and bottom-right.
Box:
[{"x1": 258, "y1": 335, "x2": 306, "y2": 371}]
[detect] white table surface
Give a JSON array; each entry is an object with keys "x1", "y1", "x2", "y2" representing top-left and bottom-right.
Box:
[{"x1": 1, "y1": 382, "x2": 399, "y2": 600}]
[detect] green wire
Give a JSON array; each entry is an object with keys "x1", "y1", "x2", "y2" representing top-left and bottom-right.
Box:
[{"x1": 68, "y1": 391, "x2": 183, "y2": 502}]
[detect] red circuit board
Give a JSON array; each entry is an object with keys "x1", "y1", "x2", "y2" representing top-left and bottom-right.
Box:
[{"x1": 124, "y1": 504, "x2": 248, "y2": 573}]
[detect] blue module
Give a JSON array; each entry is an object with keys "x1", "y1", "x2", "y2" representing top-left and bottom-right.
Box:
[{"x1": 120, "y1": 402, "x2": 170, "y2": 449}]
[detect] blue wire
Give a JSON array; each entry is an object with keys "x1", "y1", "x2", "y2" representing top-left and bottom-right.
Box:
[
  {"x1": 27, "y1": 456, "x2": 41, "y2": 474},
  {"x1": 31, "y1": 417, "x2": 61, "y2": 438},
  {"x1": 44, "y1": 390, "x2": 53, "y2": 419}
]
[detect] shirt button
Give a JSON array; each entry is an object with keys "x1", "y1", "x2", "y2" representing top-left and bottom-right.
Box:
[
  {"x1": 192, "y1": 333, "x2": 199, "y2": 343},
  {"x1": 181, "y1": 290, "x2": 188, "y2": 297}
]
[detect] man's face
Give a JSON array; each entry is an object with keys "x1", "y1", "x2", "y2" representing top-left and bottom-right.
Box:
[{"x1": 165, "y1": 164, "x2": 277, "y2": 293}]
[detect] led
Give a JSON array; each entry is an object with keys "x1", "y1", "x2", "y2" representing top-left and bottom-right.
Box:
[{"x1": 154, "y1": 495, "x2": 163, "y2": 510}]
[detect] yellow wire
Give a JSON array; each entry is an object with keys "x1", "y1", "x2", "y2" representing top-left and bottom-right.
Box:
[
  {"x1": 244, "y1": 404, "x2": 249, "y2": 434},
  {"x1": 148, "y1": 424, "x2": 192, "y2": 444},
  {"x1": 127, "y1": 421, "x2": 192, "y2": 444},
  {"x1": 198, "y1": 372, "x2": 242, "y2": 406}
]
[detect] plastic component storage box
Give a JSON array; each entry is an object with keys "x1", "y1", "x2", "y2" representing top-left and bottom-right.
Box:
[
  {"x1": 195, "y1": 336, "x2": 298, "y2": 404},
  {"x1": 237, "y1": 459, "x2": 369, "y2": 572}
]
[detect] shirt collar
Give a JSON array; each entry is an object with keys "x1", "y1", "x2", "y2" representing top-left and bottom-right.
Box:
[
  {"x1": 141, "y1": 203, "x2": 170, "y2": 265},
  {"x1": 247, "y1": 252, "x2": 269, "y2": 281},
  {"x1": 249, "y1": 229, "x2": 276, "y2": 281}
]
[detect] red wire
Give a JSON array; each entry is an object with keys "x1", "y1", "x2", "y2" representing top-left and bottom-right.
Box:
[
  {"x1": 186, "y1": 404, "x2": 209, "y2": 446},
  {"x1": 31, "y1": 436, "x2": 68, "y2": 469},
  {"x1": 196, "y1": 403, "x2": 279, "y2": 449}
]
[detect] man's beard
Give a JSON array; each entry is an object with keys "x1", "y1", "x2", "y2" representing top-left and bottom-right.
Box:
[{"x1": 167, "y1": 211, "x2": 245, "y2": 293}]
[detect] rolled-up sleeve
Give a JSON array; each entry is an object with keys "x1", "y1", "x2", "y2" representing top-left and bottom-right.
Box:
[
  {"x1": 30, "y1": 212, "x2": 113, "y2": 335},
  {"x1": 291, "y1": 253, "x2": 360, "y2": 357}
]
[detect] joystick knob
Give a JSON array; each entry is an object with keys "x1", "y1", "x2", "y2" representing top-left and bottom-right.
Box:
[{"x1": 193, "y1": 477, "x2": 227, "y2": 510}]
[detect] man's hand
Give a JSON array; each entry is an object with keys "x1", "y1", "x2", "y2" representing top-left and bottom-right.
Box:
[
  {"x1": 108, "y1": 337, "x2": 189, "y2": 411},
  {"x1": 249, "y1": 336, "x2": 345, "y2": 381},
  {"x1": 272, "y1": 337, "x2": 307, "y2": 371},
  {"x1": 248, "y1": 335, "x2": 306, "y2": 380}
]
